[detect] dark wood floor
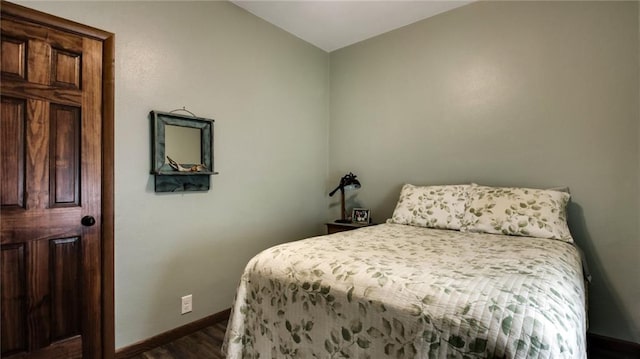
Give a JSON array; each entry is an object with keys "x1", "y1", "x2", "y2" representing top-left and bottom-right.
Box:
[
  {"x1": 129, "y1": 321, "x2": 226, "y2": 359},
  {"x1": 128, "y1": 320, "x2": 634, "y2": 358}
]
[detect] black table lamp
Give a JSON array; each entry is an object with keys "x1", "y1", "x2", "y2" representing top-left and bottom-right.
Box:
[{"x1": 329, "y1": 172, "x2": 361, "y2": 223}]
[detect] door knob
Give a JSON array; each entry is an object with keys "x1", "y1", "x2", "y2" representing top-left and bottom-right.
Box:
[{"x1": 81, "y1": 216, "x2": 96, "y2": 227}]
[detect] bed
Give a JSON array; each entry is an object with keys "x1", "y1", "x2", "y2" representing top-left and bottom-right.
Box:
[{"x1": 223, "y1": 184, "x2": 587, "y2": 358}]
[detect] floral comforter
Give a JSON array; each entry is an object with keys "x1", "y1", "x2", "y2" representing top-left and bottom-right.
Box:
[{"x1": 223, "y1": 224, "x2": 586, "y2": 358}]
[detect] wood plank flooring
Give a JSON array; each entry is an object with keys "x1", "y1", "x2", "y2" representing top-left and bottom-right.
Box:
[
  {"x1": 126, "y1": 319, "x2": 635, "y2": 358},
  {"x1": 128, "y1": 321, "x2": 226, "y2": 359}
]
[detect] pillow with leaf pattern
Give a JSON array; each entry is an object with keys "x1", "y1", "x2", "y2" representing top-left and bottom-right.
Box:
[
  {"x1": 387, "y1": 184, "x2": 471, "y2": 230},
  {"x1": 462, "y1": 185, "x2": 573, "y2": 242}
]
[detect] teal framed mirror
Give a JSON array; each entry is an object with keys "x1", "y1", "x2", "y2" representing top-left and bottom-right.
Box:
[{"x1": 150, "y1": 110, "x2": 217, "y2": 192}]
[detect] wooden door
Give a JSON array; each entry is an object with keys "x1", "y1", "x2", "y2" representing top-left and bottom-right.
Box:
[{"x1": 1, "y1": 4, "x2": 112, "y2": 358}]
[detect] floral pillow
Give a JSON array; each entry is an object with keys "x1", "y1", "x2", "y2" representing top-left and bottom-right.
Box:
[
  {"x1": 387, "y1": 184, "x2": 470, "y2": 230},
  {"x1": 462, "y1": 185, "x2": 573, "y2": 242}
]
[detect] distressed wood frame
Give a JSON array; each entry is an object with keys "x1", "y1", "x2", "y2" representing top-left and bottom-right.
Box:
[{"x1": 150, "y1": 110, "x2": 215, "y2": 192}]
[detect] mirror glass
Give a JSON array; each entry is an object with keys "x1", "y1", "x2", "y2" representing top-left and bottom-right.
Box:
[{"x1": 164, "y1": 125, "x2": 201, "y2": 164}]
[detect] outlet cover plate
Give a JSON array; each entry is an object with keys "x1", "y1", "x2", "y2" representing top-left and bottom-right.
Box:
[{"x1": 181, "y1": 294, "x2": 192, "y2": 314}]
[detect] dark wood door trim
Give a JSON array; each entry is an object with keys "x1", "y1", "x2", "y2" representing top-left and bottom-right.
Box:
[
  {"x1": 1, "y1": 2, "x2": 115, "y2": 358},
  {"x1": 0, "y1": 1, "x2": 112, "y2": 41},
  {"x1": 101, "y1": 28, "x2": 116, "y2": 359}
]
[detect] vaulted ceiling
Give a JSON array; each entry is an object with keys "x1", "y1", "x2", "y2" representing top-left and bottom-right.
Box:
[{"x1": 231, "y1": 1, "x2": 472, "y2": 52}]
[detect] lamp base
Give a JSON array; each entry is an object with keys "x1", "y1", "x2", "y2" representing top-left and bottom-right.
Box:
[{"x1": 334, "y1": 219, "x2": 351, "y2": 224}]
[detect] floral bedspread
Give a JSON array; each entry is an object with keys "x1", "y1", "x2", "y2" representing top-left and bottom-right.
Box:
[{"x1": 223, "y1": 224, "x2": 586, "y2": 358}]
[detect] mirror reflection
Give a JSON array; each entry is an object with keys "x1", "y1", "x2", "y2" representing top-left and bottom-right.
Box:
[{"x1": 164, "y1": 125, "x2": 201, "y2": 164}]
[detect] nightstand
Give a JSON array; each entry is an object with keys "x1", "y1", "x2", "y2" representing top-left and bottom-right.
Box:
[{"x1": 326, "y1": 222, "x2": 375, "y2": 234}]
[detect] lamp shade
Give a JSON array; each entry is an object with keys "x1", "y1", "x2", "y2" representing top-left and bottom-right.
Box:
[
  {"x1": 329, "y1": 172, "x2": 361, "y2": 197},
  {"x1": 329, "y1": 172, "x2": 361, "y2": 223}
]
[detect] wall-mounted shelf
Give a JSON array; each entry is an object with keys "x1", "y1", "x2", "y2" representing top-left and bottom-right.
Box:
[
  {"x1": 150, "y1": 110, "x2": 218, "y2": 192},
  {"x1": 153, "y1": 171, "x2": 219, "y2": 176}
]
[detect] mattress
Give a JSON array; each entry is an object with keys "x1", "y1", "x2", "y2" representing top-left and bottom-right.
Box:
[{"x1": 223, "y1": 223, "x2": 587, "y2": 358}]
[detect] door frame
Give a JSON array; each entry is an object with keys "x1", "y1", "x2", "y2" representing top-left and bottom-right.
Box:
[{"x1": 1, "y1": 2, "x2": 115, "y2": 358}]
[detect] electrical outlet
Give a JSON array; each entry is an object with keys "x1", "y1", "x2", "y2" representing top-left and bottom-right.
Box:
[{"x1": 181, "y1": 294, "x2": 192, "y2": 314}]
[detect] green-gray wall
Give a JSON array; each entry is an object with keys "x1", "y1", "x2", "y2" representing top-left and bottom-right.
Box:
[
  {"x1": 330, "y1": 1, "x2": 639, "y2": 343},
  {"x1": 15, "y1": 0, "x2": 640, "y2": 348},
  {"x1": 16, "y1": 0, "x2": 329, "y2": 348}
]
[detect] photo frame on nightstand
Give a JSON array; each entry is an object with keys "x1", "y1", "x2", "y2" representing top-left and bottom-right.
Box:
[{"x1": 352, "y1": 208, "x2": 371, "y2": 224}]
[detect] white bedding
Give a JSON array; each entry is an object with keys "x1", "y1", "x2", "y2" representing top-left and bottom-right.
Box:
[{"x1": 223, "y1": 223, "x2": 587, "y2": 358}]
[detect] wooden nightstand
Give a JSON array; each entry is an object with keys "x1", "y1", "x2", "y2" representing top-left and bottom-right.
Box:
[{"x1": 326, "y1": 222, "x2": 375, "y2": 234}]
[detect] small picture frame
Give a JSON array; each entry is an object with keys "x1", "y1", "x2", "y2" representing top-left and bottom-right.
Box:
[{"x1": 352, "y1": 208, "x2": 371, "y2": 224}]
